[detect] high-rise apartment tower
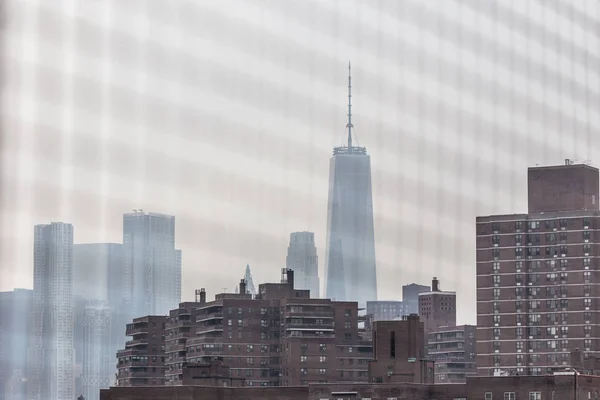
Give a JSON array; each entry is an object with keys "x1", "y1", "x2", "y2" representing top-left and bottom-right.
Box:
[
  {"x1": 476, "y1": 162, "x2": 600, "y2": 376},
  {"x1": 28, "y1": 222, "x2": 75, "y2": 400}
]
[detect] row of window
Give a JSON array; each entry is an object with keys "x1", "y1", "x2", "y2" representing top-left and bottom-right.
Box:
[
  {"x1": 484, "y1": 392, "x2": 539, "y2": 400},
  {"x1": 492, "y1": 313, "x2": 596, "y2": 326},
  {"x1": 492, "y1": 231, "x2": 592, "y2": 245},
  {"x1": 492, "y1": 244, "x2": 593, "y2": 258},
  {"x1": 491, "y1": 258, "x2": 592, "y2": 272},
  {"x1": 491, "y1": 217, "x2": 592, "y2": 232}
]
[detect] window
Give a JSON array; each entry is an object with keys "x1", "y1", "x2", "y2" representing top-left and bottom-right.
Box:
[
  {"x1": 320, "y1": 356, "x2": 327, "y2": 363},
  {"x1": 319, "y1": 368, "x2": 327, "y2": 375},
  {"x1": 504, "y1": 393, "x2": 516, "y2": 400},
  {"x1": 300, "y1": 355, "x2": 307, "y2": 363},
  {"x1": 529, "y1": 392, "x2": 541, "y2": 400},
  {"x1": 344, "y1": 309, "x2": 351, "y2": 317},
  {"x1": 492, "y1": 235, "x2": 500, "y2": 244},
  {"x1": 493, "y1": 249, "x2": 500, "y2": 259},
  {"x1": 516, "y1": 221, "x2": 523, "y2": 230},
  {"x1": 493, "y1": 222, "x2": 500, "y2": 232}
]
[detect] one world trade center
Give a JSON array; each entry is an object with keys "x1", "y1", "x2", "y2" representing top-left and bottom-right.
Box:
[{"x1": 324, "y1": 64, "x2": 377, "y2": 308}]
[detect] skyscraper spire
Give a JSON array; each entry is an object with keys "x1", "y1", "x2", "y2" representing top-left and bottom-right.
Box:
[
  {"x1": 347, "y1": 61, "x2": 353, "y2": 151},
  {"x1": 244, "y1": 264, "x2": 257, "y2": 296}
]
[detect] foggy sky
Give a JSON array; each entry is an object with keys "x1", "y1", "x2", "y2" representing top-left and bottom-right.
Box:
[{"x1": 2, "y1": 0, "x2": 600, "y2": 324}]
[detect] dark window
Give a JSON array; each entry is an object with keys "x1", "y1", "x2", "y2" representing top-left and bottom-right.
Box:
[{"x1": 390, "y1": 331, "x2": 396, "y2": 358}]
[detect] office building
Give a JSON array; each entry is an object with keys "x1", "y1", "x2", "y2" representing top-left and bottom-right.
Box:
[
  {"x1": 28, "y1": 222, "x2": 75, "y2": 400},
  {"x1": 366, "y1": 301, "x2": 407, "y2": 322},
  {"x1": 324, "y1": 65, "x2": 377, "y2": 307},
  {"x1": 476, "y1": 162, "x2": 600, "y2": 376},
  {"x1": 418, "y1": 277, "x2": 456, "y2": 333},
  {"x1": 120, "y1": 270, "x2": 372, "y2": 387},
  {"x1": 402, "y1": 283, "x2": 431, "y2": 315},
  {"x1": 286, "y1": 232, "x2": 319, "y2": 298},
  {"x1": 0, "y1": 289, "x2": 32, "y2": 400},
  {"x1": 243, "y1": 264, "x2": 257, "y2": 296},
  {"x1": 82, "y1": 302, "x2": 112, "y2": 400},
  {"x1": 123, "y1": 210, "x2": 181, "y2": 319},
  {"x1": 427, "y1": 325, "x2": 477, "y2": 383}
]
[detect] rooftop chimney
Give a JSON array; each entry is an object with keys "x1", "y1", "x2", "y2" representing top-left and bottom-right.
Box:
[
  {"x1": 239, "y1": 279, "x2": 247, "y2": 295},
  {"x1": 195, "y1": 288, "x2": 206, "y2": 304},
  {"x1": 432, "y1": 277, "x2": 439, "y2": 292},
  {"x1": 286, "y1": 269, "x2": 295, "y2": 289}
]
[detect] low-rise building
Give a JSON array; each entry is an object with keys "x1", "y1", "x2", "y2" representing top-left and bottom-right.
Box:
[
  {"x1": 427, "y1": 324, "x2": 476, "y2": 383},
  {"x1": 101, "y1": 372, "x2": 600, "y2": 400}
]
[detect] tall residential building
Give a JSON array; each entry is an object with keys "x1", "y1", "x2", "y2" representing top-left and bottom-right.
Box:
[
  {"x1": 123, "y1": 210, "x2": 181, "y2": 319},
  {"x1": 286, "y1": 232, "x2": 319, "y2": 298},
  {"x1": 402, "y1": 283, "x2": 431, "y2": 315},
  {"x1": 120, "y1": 270, "x2": 372, "y2": 387},
  {"x1": 418, "y1": 277, "x2": 456, "y2": 333},
  {"x1": 476, "y1": 162, "x2": 600, "y2": 376},
  {"x1": 28, "y1": 222, "x2": 75, "y2": 400},
  {"x1": 82, "y1": 302, "x2": 112, "y2": 400},
  {"x1": 0, "y1": 289, "x2": 32, "y2": 400},
  {"x1": 324, "y1": 65, "x2": 377, "y2": 307}
]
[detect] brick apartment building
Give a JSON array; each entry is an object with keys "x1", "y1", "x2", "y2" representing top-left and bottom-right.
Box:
[
  {"x1": 117, "y1": 270, "x2": 373, "y2": 388},
  {"x1": 103, "y1": 314, "x2": 600, "y2": 400},
  {"x1": 477, "y1": 162, "x2": 600, "y2": 376},
  {"x1": 116, "y1": 316, "x2": 167, "y2": 386},
  {"x1": 418, "y1": 277, "x2": 456, "y2": 333},
  {"x1": 427, "y1": 324, "x2": 476, "y2": 383}
]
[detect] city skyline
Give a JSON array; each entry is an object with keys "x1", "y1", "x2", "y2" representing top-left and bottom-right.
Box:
[{"x1": 3, "y1": 1, "x2": 600, "y2": 328}]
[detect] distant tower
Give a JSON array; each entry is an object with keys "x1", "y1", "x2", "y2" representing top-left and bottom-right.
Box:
[
  {"x1": 244, "y1": 264, "x2": 257, "y2": 295},
  {"x1": 81, "y1": 301, "x2": 112, "y2": 400},
  {"x1": 122, "y1": 210, "x2": 180, "y2": 318},
  {"x1": 28, "y1": 222, "x2": 75, "y2": 400},
  {"x1": 286, "y1": 232, "x2": 320, "y2": 298},
  {"x1": 324, "y1": 63, "x2": 377, "y2": 307}
]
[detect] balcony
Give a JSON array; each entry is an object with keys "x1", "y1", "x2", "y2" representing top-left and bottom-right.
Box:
[
  {"x1": 126, "y1": 325, "x2": 149, "y2": 336},
  {"x1": 196, "y1": 324, "x2": 224, "y2": 335},
  {"x1": 285, "y1": 323, "x2": 335, "y2": 330},
  {"x1": 126, "y1": 339, "x2": 148, "y2": 348},
  {"x1": 286, "y1": 310, "x2": 334, "y2": 318}
]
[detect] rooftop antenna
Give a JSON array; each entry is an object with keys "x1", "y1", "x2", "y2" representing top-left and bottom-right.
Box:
[{"x1": 346, "y1": 61, "x2": 353, "y2": 152}]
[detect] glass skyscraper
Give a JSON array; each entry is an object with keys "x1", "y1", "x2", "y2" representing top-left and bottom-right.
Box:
[{"x1": 324, "y1": 66, "x2": 377, "y2": 307}]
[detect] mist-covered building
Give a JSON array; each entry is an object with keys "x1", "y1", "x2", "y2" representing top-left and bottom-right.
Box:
[
  {"x1": 286, "y1": 232, "x2": 319, "y2": 298},
  {"x1": 324, "y1": 65, "x2": 377, "y2": 307}
]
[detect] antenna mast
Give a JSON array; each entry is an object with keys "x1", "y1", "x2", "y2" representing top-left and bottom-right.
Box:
[{"x1": 347, "y1": 61, "x2": 353, "y2": 152}]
